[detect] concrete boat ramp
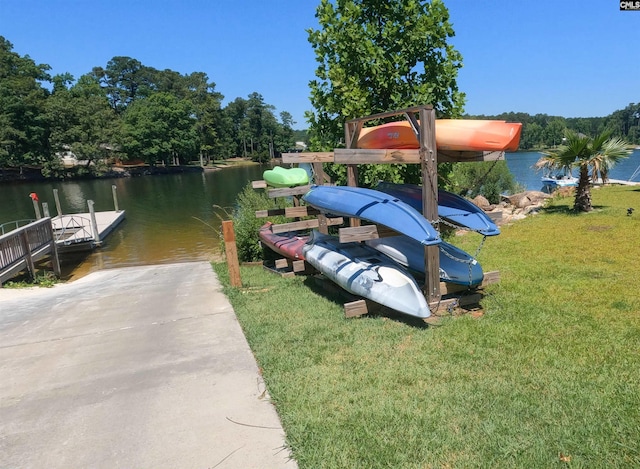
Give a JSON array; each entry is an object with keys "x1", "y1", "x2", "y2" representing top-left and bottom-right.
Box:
[{"x1": 0, "y1": 262, "x2": 296, "y2": 468}]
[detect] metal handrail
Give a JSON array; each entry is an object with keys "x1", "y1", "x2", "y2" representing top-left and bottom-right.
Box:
[
  {"x1": 53, "y1": 215, "x2": 94, "y2": 244},
  {"x1": 0, "y1": 219, "x2": 36, "y2": 236}
]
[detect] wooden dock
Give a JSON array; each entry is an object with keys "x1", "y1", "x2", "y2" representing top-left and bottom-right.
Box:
[
  {"x1": 52, "y1": 210, "x2": 126, "y2": 251},
  {"x1": 0, "y1": 218, "x2": 61, "y2": 286}
]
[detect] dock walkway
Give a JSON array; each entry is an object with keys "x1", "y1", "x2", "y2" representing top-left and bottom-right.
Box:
[{"x1": 52, "y1": 210, "x2": 125, "y2": 250}]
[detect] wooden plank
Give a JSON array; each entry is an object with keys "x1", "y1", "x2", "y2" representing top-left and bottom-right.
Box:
[
  {"x1": 222, "y1": 220, "x2": 242, "y2": 287},
  {"x1": 339, "y1": 225, "x2": 380, "y2": 243},
  {"x1": 437, "y1": 150, "x2": 504, "y2": 163},
  {"x1": 420, "y1": 107, "x2": 441, "y2": 304},
  {"x1": 282, "y1": 152, "x2": 335, "y2": 163},
  {"x1": 345, "y1": 105, "x2": 432, "y2": 124},
  {"x1": 252, "y1": 180, "x2": 267, "y2": 189},
  {"x1": 438, "y1": 282, "x2": 469, "y2": 296},
  {"x1": 255, "y1": 208, "x2": 285, "y2": 218},
  {"x1": 270, "y1": 217, "x2": 344, "y2": 234},
  {"x1": 429, "y1": 293, "x2": 483, "y2": 315},
  {"x1": 292, "y1": 260, "x2": 306, "y2": 272},
  {"x1": 333, "y1": 148, "x2": 504, "y2": 164},
  {"x1": 275, "y1": 258, "x2": 289, "y2": 269},
  {"x1": 255, "y1": 206, "x2": 321, "y2": 218},
  {"x1": 267, "y1": 185, "x2": 311, "y2": 198},
  {"x1": 286, "y1": 206, "x2": 320, "y2": 217},
  {"x1": 344, "y1": 299, "x2": 369, "y2": 318},
  {"x1": 335, "y1": 148, "x2": 421, "y2": 164},
  {"x1": 481, "y1": 270, "x2": 500, "y2": 286},
  {"x1": 337, "y1": 225, "x2": 399, "y2": 243}
]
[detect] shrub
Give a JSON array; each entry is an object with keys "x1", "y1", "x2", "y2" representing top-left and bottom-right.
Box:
[
  {"x1": 449, "y1": 161, "x2": 520, "y2": 203},
  {"x1": 231, "y1": 183, "x2": 289, "y2": 262}
]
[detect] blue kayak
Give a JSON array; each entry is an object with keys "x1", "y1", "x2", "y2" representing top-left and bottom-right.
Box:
[
  {"x1": 375, "y1": 182, "x2": 500, "y2": 236},
  {"x1": 302, "y1": 185, "x2": 441, "y2": 246},
  {"x1": 366, "y1": 236, "x2": 484, "y2": 286}
]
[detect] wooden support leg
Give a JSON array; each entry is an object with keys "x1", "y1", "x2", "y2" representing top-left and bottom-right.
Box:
[{"x1": 222, "y1": 220, "x2": 242, "y2": 287}]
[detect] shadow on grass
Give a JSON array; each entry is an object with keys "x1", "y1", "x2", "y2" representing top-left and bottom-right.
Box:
[
  {"x1": 541, "y1": 204, "x2": 607, "y2": 215},
  {"x1": 302, "y1": 274, "x2": 430, "y2": 329}
]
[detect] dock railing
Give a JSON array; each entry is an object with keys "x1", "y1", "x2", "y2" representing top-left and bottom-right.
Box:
[{"x1": 0, "y1": 218, "x2": 61, "y2": 286}]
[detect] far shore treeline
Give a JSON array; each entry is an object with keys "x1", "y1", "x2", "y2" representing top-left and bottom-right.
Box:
[
  {"x1": 0, "y1": 36, "x2": 303, "y2": 178},
  {"x1": 1, "y1": 35, "x2": 638, "y2": 181}
]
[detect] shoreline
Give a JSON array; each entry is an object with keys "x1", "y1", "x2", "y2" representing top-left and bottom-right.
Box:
[{"x1": 0, "y1": 158, "x2": 260, "y2": 184}]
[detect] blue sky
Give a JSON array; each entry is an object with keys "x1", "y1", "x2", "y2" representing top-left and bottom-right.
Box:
[{"x1": 1, "y1": 0, "x2": 638, "y2": 129}]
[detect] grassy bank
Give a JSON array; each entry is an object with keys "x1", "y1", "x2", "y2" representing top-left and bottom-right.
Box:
[{"x1": 213, "y1": 185, "x2": 640, "y2": 468}]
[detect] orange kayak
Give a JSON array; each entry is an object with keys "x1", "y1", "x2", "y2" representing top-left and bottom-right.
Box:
[{"x1": 357, "y1": 119, "x2": 522, "y2": 152}]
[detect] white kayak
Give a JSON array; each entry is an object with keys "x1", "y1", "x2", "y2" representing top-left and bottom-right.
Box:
[{"x1": 302, "y1": 231, "x2": 431, "y2": 319}]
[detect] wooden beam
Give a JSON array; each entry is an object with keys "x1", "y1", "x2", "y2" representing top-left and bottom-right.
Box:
[
  {"x1": 256, "y1": 206, "x2": 322, "y2": 218},
  {"x1": 292, "y1": 260, "x2": 307, "y2": 272},
  {"x1": 335, "y1": 148, "x2": 421, "y2": 164},
  {"x1": 338, "y1": 225, "x2": 399, "y2": 243},
  {"x1": 344, "y1": 299, "x2": 369, "y2": 318},
  {"x1": 270, "y1": 217, "x2": 344, "y2": 234},
  {"x1": 267, "y1": 185, "x2": 311, "y2": 198},
  {"x1": 222, "y1": 220, "x2": 242, "y2": 287},
  {"x1": 252, "y1": 180, "x2": 267, "y2": 189},
  {"x1": 345, "y1": 105, "x2": 432, "y2": 125},
  {"x1": 282, "y1": 152, "x2": 335, "y2": 163},
  {"x1": 420, "y1": 107, "x2": 441, "y2": 304},
  {"x1": 275, "y1": 258, "x2": 289, "y2": 269},
  {"x1": 437, "y1": 150, "x2": 505, "y2": 163},
  {"x1": 281, "y1": 149, "x2": 503, "y2": 165}
]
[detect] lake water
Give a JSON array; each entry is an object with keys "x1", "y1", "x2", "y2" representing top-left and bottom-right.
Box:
[
  {"x1": 1, "y1": 150, "x2": 639, "y2": 281},
  {"x1": 505, "y1": 149, "x2": 640, "y2": 191},
  {"x1": 0, "y1": 165, "x2": 266, "y2": 281}
]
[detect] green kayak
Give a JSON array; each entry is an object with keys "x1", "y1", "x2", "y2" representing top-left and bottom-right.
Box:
[{"x1": 263, "y1": 166, "x2": 309, "y2": 188}]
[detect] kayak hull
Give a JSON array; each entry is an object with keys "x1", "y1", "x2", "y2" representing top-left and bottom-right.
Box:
[
  {"x1": 357, "y1": 119, "x2": 522, "y2": 152},
  {"x1": 302, "y1": 185, "x2": 441, "y2": 246},
  {"x1": 375, "y1": 182, "x2": 500, "y2": 236},
  {"x1": 366, "y1": 236, "x2": 484, "y2": 286},
  {"x1": 258, "y1": 222, "x2": 307, "y2": 260},
  {"x1": 302, "y1": 231, "x2": 431, "y2": 318}
]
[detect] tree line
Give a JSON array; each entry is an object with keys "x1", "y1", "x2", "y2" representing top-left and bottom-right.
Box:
[
  {"x1": 0, "y1": 36, "x2": 298, "y2": 177},
  {"x1": 468, "y1": 105, "x2": 640, "y2": 150}
]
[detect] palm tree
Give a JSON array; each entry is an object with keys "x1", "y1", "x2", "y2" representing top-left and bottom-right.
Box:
[{"x1": 535, "y1": 130, "x2": 632, "y2": 212}]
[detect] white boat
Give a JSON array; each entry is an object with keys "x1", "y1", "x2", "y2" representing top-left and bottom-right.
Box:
[
  {"x1": 541, "y1": 169, "x2": 578, "y2": 189},
  {"x1": 302, "y1": 231, "x2": 431, "y2": 319}
]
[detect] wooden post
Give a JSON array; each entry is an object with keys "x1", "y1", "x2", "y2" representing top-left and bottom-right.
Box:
[
  {"x1": 222, "y1": 220, "x2": 242, "y2": 287},
  {"x1": 31, "y1": 197, "x2": 41, "y2": 220},
  {"x1": 20, "y1": 230, "x2": 35, "y2": 280},
  {"x1": 345, "y1": 120, "x2": 361, "y2": 228},
  {"x1": 46, "y1": 218, "x2": 61, "y2": 277},
  {"x1": 53, "y1": 189, "x2": 63, "y2": 216},
  {"x1": 112, "y1": 185, "x2": 120, "y2": 212},
  {"x1": 87, "y1": 200, "x2": 100, "y2": 244},
  {"x1": 42, "y1": 203, "x2": 50, "y2": 218},
  {"x1": 419, "y1": 107, "x2": 441, "y2": 304}
]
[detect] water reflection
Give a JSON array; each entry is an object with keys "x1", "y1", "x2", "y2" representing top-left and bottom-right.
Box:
[
  {"x1": 59, "y1": 183, "x2": 87, "y2": 212},
  {"x1": 0, "y1": 164, "x2": 266, "y2": 280}
]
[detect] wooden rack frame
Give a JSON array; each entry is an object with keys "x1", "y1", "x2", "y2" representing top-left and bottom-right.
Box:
[{"x1": 263, "y1": 104, "x2": 502, "y2": 311}]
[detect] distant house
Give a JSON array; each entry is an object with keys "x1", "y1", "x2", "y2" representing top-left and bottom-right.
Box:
[
  {"x1": 56, "y1": 149, "x2": 81, "y2": 168},
  {"x1": 295, "y1": 141, "x2": 308, "y2": 151}
]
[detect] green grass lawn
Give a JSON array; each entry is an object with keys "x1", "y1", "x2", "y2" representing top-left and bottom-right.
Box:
[{"x1": 213, "y1": 185, "x2": 640, "y2": 468}]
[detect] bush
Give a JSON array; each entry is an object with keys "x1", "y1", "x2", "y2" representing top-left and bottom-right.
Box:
[
  {"x1": 449, "y1": 161, "x2": 520, "y2": 203},
  {"x1": 231, "y1": 183, "x2": 289, "y2": 262}
]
